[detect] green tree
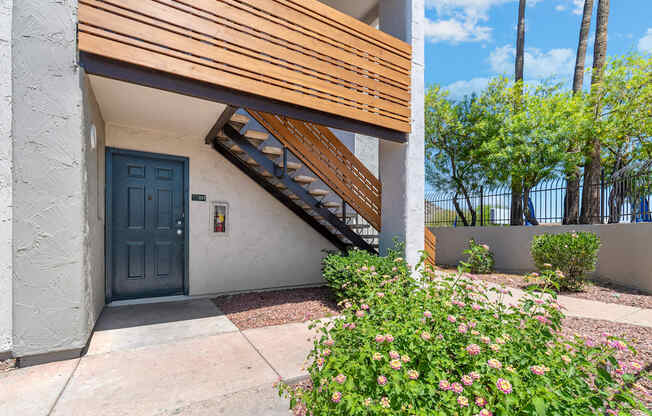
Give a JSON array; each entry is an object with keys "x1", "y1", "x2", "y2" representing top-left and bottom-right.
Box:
[
  {"x1": 476, "y1": 79, "x2": 581, "y2": 225},
  {"x1": 424, "y1": 86, "x2": 486, "y2": 226}
]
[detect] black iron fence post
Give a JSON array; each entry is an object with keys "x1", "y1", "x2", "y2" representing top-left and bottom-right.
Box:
[
  {"x1": 600, "y1": 169, "x2": 605, "y2": 223},
  {"x1": 479, "y1": 186, "x2": 484, "y2": 227}
]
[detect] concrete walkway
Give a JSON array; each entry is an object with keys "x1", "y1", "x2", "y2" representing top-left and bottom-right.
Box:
[{"x1": 1, "y1": 293, "x2": 650, "y2": 416}]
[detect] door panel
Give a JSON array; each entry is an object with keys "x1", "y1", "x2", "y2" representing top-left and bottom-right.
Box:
[{"x1": 110, "y1": 151, "x2": 186, "y2": 300}]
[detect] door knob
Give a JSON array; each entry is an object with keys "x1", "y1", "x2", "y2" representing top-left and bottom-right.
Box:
[{"x1": 177, "y1": 229, "x2": 183, "y2": 236}]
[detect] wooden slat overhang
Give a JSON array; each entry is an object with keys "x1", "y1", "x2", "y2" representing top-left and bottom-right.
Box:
[{"x1": 77, "y1": 0, "x2": 412, "y2": 141}]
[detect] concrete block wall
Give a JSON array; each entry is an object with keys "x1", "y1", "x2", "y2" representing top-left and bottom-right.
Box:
[{"x1": 430, "y1": 224, "x2": 652, "y2": 293}]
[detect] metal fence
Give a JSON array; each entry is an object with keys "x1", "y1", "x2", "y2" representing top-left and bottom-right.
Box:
[{"x1": 425, "y1": 170, "x2": 652, "y2": 227}]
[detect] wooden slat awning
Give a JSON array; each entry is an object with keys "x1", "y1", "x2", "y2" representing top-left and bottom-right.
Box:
[{"x1": 77, "y1": 0, "x2": 412, "y2": 137}]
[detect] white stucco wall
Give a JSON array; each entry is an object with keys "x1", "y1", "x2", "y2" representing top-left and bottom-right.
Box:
[
  {"x1": 10, "y1": 0, "x2": 101, "y2": 358},
  {"x1": 430, "y1": 224, "x2": 652, "y2": 293},
  {"x1": 378, "y1": 0, "x2": 425, "y2": 267},
  {"x1": 106, "y1": 123, "x2": 336, "y2": 295},
  {"x1": 0, "y1": 0, "x2": 13, "y2": 355},
  {"x1": 81, "y1": 75, "x2": 106, "y2": 328}
]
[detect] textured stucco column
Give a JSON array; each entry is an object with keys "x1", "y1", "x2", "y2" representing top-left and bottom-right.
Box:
[
  {"x1": 0, "y1": 0, "x2": 13, "y2": 355},
  {"x1": 378, "y1": 0, "x2": 425, "y2": 267},
  {"x1": 11, "y1": 0, "x2": 97, "y2": 360}
]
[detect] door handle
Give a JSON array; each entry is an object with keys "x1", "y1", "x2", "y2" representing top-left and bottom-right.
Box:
[{"x1": 176, "y1": 229, "x2": 183, "y2": 236}]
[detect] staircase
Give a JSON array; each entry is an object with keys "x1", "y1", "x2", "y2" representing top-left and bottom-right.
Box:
[{"x1": 207, "y1": 108, "x2": 379, "y2": 253}]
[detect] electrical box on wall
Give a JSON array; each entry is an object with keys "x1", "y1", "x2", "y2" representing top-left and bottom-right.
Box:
[{"x1": 212, "y1": 202, "x2": 229, "y2": 234}]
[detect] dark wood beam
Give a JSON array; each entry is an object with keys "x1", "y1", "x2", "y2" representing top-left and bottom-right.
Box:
[
  {"x1": 79, "y1": 52, "x2": 408, "y2": 143},
  {"x1": 204, "y1": 106, "x2": 237, "y2": 144}
]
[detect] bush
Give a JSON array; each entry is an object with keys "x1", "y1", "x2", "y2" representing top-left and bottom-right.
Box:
[
  {"x1": 279, "y1": 262, "x2": 647, "y2": 416},
  {"x1": 322, "y1": 243, "x2": 410, "y2": 303},
  {"x1": 530, "y1": 232, "x2": 600, "y2": 291},
  {"x1": 461, "y1": 239, "x2": 494, "y2": 274}
]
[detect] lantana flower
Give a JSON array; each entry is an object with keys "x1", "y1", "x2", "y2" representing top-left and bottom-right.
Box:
[
  {"x1": 496, "y1": 378, "x2": 512, "y2": 394},
  {"x1": 372, "y1": 352, "x2": 383, "y2": 361},
  {"x1": 487, "y1": 358, "x2": 502, "y2": 369},
  {"x1": 439, "y1": 380, "x2": 451, "y2": 391},
  {"x1": 451, "y1": 382, "x2": 463, "y2": 393},
  {"x1": 421, "y1": 331, "x2": 432, "y2": 341},
  {"x1": 331, "y1": 392, "x2": 342, "y2": 403},
  {"x1": 475, "y1": 397, "x2": 487, "y2": 407},
  {"x1": 385, "y1": 334, "x2": 395, "y2": 343},
  {"x1": 457, "y1": 395, "x2": 469, "y2": 407},
  {"x1": 407, "y1": 369, "x2": 419, "y2": 380},
  {"x1": 389, "y1": 350, "x2": 400, "y2": 360},
  {"x1": 389, "y1": 359, "x2": 402, "y2": 370},
  {"x1": 377, "y1": 375, "x2": 388, "y2": 386},
  {"x1": 380, "y1": 397, "x2": 391, "y2": 408},
  {"x1": 466, "y1": 344, "x2": 481, "y2": 355}
]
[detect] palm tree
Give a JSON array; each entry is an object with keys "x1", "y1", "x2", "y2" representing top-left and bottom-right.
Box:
[
  {"x1": 564, "y1": 0, "x2": 594, "y2": 224},
  {"x1": 510, "y1": 0, "x2": 527, "y2": 226},
  {"x1": 579, "y1": 0, "x2": 609, "y2": 224}
]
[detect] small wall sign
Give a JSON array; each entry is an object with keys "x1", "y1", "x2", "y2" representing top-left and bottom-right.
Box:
[{"x1": 192, "y1": 194, "x2": 207, "y2": 202}]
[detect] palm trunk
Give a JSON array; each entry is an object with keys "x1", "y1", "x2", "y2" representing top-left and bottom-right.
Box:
[
  {"x1": 564, "y1": 0, "x2": 594, "y2": 225},
  {"x1": 511, "y1": 0, "x2": 526, "y2": 226},
  {"x1": 580, "y1": 0, "x2": 609, "y2": 224}
]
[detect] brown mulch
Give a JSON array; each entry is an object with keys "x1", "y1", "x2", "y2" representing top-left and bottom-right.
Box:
[
  {"x1": 0, "y1": 358, "x2": 16, "y2": 373},
  {"x1": 561, "y1": 317, "x2": 652, "y2": 411},
  {"x1": 213, "y1": 287, "x2": 340, "y2": 330},
  {"x1": 438, "y1": 267, "x2": 652, "y2": 310}
]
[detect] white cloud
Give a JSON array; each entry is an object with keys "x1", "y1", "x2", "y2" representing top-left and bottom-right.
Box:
[
  {"x1": 554, "y1": 0, "x2": 584, "y2": 15},
  {"x1": 424, "y1": 0, "x2": 513, "y2": 43},
  {"x1": 489, "y1": 44, "x2": 575, "y2": 79},
  {"x1": 555, "y1": 4, "x2": 566, "y2": 11},
  {"x1": 444, "y1": 77, "x2": 492, "y2": 100},
  {"x1": 424, "y1": 17, "x2": 492, "y2": 43},
  {"x1": 638, "y1": 28, "x2": 652, "y2": 54}
]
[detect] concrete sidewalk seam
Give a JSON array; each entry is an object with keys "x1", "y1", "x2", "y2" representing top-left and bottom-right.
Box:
[
  {"x1": 240, "y1": 330, "x2": 283, "y2": 382},
  {"x1": 46, "y1": 358, "x2": 81, "y2": 416}
]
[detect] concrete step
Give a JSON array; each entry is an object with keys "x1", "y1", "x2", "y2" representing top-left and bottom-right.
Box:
[
  {"x1": 261, "y1": 146, "x2": 282, "y2": 158},
  {"x1": 308, "y1": 189, "x2": 329, "y2": 197},
  {"x1": 294, "y1": 175, "x2": 317, "y2": 185},
  {"x1": 244, "y1": 130, "x2": 268, "y2": 145},
  {"x1": 278, "y1": 161, "x2": 301, "y2": 172}
]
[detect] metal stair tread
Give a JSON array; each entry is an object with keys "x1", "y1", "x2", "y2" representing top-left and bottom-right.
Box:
[
  {"x1": 244, "y1": 130, "x2": 268, "y2": 143},
  {"x1": 230, "y1": 113, "x2": 250, "y2": 125},
  {"x1": 322, "y1": 201, "x2": 340, "y2": 208},
  {"x1": 261, "y1": 146, "x2": 282, "y2": 157},
  {"x1": 278, "y1": 161, "x2": 301, "y2": 171}
]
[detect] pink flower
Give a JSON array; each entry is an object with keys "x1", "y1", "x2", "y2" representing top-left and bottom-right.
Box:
[
  {"x1": 421, "y1": 331, "x2": 432, "y2": 341},
  {"x1": 407, "y1": 369, "x2": 419, "y2": 380},
  {"x1": 466, "y1": 344, "x2": 481, "y2": 356},
  {"x1": 334, "y1": 374, "x2": 347, "y2": 384},
  {"x1": 331, "y1": 392, "x2": 342, "y2": 403},
  {"x1": 324, "y1": 339, "x2": 334, "y2": 346},
  {"x1": 451, "y1": 382, "x2": 463, "y2": 393},
  {"x1": 385, "y1": 334, "x2": 395, "y2": 343},
  {"x1": 478, "y1": 410, "x2": 493, "y2": 416},
  {"x1": 375, "y1": 334, "x2": 385, "y2": 343},
  {"x1": 629, "y1": 361, "x2": 643, "y2": 373},
  {"x1": 380, "y1": 397, "x2": 390, "y2": 408},
  {"x1": 355, "y1": 310, "x2": 365, "y2": 318},
  {"x1": 377, "y1": 375, "x2": 388, "y2": 386},
  {"x1": 470, "y1": 371, "x2": 481, "y2": 380},
  {"x1": 472, "y1": 303, "x2": 482, "y2": 311},
  {"x1": 475, "y1": 397, "x2": 487, "y2": 407},
  {"x1": 323, "y1": 348, "x2": 331, "y2": 356},
  {"x1": 344, "y1": 301, "x2": 352, "y2": 309},
  {"x1": 461, "y1": 375, "x2": 473, "y2": 386},
  {"x1": 490, "y1": 344, "x2": 500, "y2": 352},
  {"x1": 608, "y1": 340, "x2": 627, "y2": 352},
  {"x1": 389, "y1": 359, "x2": 402, "y2": 370},
  {"x1": 457, "y1": 395, "x2": 469, "y2": 407},
  {"x1": 447, "y1": 315, "x2": 457, "y2": 323},
  {"x1": 496, "y1": 378, "x2": 512, "y2": 394},
  {"x1": 401, "y1": 355, "x2": 411, "y2": 363},
  {"x1": 346, "y1": 322, "x2": 356, "y2": 330},
  {"x1": 487, "y1": 359, "x2": 502, "y2": 369},
  {"x1": 530, "y1": 365, "x2": 549, "y2": 375},
  {"x1": 439, "y1": 380, "x2": 451, "y2": 391},
  {"x1": 316, "y1": 357, "x2": 325, "y2": 367},
  {"x1": 370, "y1": 266, "x2": 376, "y2": 272},
  {"x1": 469, "y1": 321, "x2": 477, "y2": 328},
  {"x1": 376, "y1": 292, "x2": 385, "y2": 298},
  {"x1": 534, "y1": 315, "x2": 550, "y2": 325},
  {"x1": 561, "y1": 355, "x2": 571, "y2": 364},
  {"x1": 372, "y1": 352, "x2": 383, "y2": 361},
  {"x1": 361, "y1": 304, "x2": 369, "y2": 310},
  {"x1": 458, "y1": 324, "x2": 468, "y2": 334},
  {"x1": 389, "y1": 350, "x2": 400, "y2": 360},
  {"x1": 480, "y1": 336, "x2": 490, "y2": 344},
  {"x1": 423, "y1": 310, "x2": 432, "y2": 318},
  {"x1": 363, "y1": 398, "x2": 372, "y2": 407}
]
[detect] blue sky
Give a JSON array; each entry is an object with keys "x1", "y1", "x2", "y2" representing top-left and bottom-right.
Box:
[{"x1": 424, "y1": 0, "x2": 652, "y2": 99}]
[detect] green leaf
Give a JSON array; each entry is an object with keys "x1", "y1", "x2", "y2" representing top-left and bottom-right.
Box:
[{"x1": 533, "y1": 396, "x2": 547, "y2": 416}]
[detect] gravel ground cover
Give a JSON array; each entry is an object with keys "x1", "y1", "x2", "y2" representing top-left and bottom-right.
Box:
[
  {"x1": 0, "y1": 358, "x2": 15, "y2": 373},
  {"x1": 437, "y1": 267, "x2": 652, "y2": 309},
  {"x1": 213, "y1": 286, "x2": 340, "y2": 330}
]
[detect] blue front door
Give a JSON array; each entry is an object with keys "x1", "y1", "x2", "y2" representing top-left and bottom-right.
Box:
[{"x1": 108, "y1": 149, "x2": 186, "y2": 300}]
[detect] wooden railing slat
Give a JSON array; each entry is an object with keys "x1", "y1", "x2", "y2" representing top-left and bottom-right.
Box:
[
  {"x1": 77, "y1": 0, "x2": 412, "y2": 133},
  {"x1": 250, "y1": 110, "x2": 381, "y2": 230}
]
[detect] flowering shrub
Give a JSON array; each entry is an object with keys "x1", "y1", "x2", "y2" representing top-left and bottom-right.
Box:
[
  {"x1": 461, "y1": 239, "x2": 495, "y2": 274},
  {"x1": 321, "y1": 242, "x2": 410, "y2": 302},
  {"x1": 530, "y1": 232, "x2": 600, "y2": 291},
  {"x1": 280, "y1": 261, "x2": 647, "y2": 415}
]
